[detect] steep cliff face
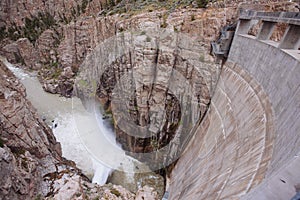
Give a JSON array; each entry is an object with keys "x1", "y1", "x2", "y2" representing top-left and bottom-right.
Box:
[
  {"x1": 0, "y1": 0, "x2": 299, "y2": 198},
  {"x1": 0, "y1": 0, "x2": 98, "y2": 27},
  {"x1": 74, "y1": 27, "x2": 221, "y2": 171},
  {"x1": 0, "y1": 0, "x2": 102, "y2": 97},
  {"x1": 0, "y1": 0, "x2": 239, "y2": 98},
  {"x1": 1, "y1": 0, "x2": 297, "y2": 98},
  {"x1": 0, "y1": 61, "x2": 159, "y2": 199},
  {"x1": 0, "y1": 60, "x2": 63, "y2": 198}
]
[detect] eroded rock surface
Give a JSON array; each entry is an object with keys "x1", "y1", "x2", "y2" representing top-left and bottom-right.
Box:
[
  {"x1": 0, "y1": 0, "x2": 299, "y2": 199},
  {"x1": 0, "y1": 60, "x2": 69, "y2": 198},
  {"x1": 74, "y1": 28, "x2": 221, "y2": 171},
  {"x1": 0, "y1": 61, "x2": 159, "y2": 199},
  {"x1": 1, "y1": 0, "x2": 298, "y2": 98}
]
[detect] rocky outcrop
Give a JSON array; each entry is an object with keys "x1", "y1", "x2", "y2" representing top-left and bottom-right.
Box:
[
  {"x1": 0, "y1": 0, "x2": 97, "y2": 27},
  {"x1": 0, "y1": 0, "x2": 95, "y2": 97},
  {"x1": 0, "y1": 59, "x2": 64, "y2": 198},
  {"x1": 1, "y1": 0, "x2": 298, "y2": 98},
  {"x1": 35, "y1": 29, "x2": 61, "y2": 65},
  {"x1": 108, "y1": 169, "x2": 165, "y2": 199},
  {"x1": 2, "y1": 38, "x2": 39, "y2": 69},
  {"x1": 0, "y1": 60, "x2": 159, "y2": 199},
  {"x1": 51, "y1": 0, "x2": 299, "y2": 72},
  {"x1": 40, "y1": 67, "x2": 75, "y2": 97}
]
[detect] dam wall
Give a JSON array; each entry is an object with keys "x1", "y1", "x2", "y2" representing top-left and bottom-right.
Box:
[{"x1": 169, "y1": 11, "x2": 300, "y2": 199}]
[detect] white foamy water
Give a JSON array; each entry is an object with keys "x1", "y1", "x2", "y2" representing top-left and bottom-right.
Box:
[{"x1": 92, "y1": 158, "x2": 112, "y2": 185}]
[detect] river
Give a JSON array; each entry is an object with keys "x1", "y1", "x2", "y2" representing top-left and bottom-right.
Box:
[{"x1": 0, "y1": 56, "x2": 136, "y2": 185}]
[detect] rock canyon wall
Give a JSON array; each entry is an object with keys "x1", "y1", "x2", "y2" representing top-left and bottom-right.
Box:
[
  {"x1": 0, "y1": 58, "x2": 159, "y2": 200},
  {"x1": 0, "y1": 0, "x2": 300, "y2": 199}
]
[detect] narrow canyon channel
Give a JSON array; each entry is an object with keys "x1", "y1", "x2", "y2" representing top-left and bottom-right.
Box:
[{"x1": 0, "y1": 56, "x2": 147, "y2": 186}]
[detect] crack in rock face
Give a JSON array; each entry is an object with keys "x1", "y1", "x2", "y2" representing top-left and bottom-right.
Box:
[{"x1": 74, "y1": 27, "x2": 221, "y2": 171}]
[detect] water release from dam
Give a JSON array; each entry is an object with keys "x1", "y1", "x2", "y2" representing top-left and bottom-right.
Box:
[{"x1": 0, "y1": 56, "x2": 141, "y2": 185}]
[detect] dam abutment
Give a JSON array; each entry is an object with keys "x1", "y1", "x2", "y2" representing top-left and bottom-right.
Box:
[{"x1": 169, "y1": 11, "x2": 300, "y2": 199}]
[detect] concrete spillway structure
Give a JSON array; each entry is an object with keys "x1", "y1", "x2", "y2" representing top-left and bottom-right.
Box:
[{"x1": 169, "y1": 11, "x2": 300, "y2": 199}]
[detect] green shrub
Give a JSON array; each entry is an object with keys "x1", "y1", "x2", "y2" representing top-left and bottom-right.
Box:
[
  {"x1": 196, "y1": 0, "x2": 209, "y2": 8},
  {"x1": 34, "y1": 194, "x2": 42, "y2": 200},
  {"x1": 108, "y1": 0, "x2": 116, "y2": 7},
  {"x1": 160, "y1": 13, "x2": 168, "y2": 28},
  {"x1": 110, "y1": 188, "x2": 121, "y2": 197},
  {"x1": 0, "y1": 26, "x2": 7, "y2": 41},
  {"x1": 191, "y1": 14, "x2": 195, "y2": 21},
  {"x1": 10, "y1": 146, "x2": 26, "y2": 156},
  {"x1": 173, "y1": 26, "x2": 178, "y2": 32},
  {"x1": 5, "y1": 12, "x2": 57, "y2": 43},
  {"x1": 199, "y1": 54, "x2": 205, "y2": 62},
  {"x1": 51, "y1": 68, "x2": 63, "y2": 79},
  {"x1": 81, "y1": 0, "x2": 89, "y2": 13},
  {"x1": 0, "y1": 137, "x2": 4, "y2": 148},
  {"x1": 146, "y1": 36, "x2": 151, "y2": 42}
]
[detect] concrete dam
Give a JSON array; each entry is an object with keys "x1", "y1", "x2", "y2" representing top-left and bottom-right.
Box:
[{"x1": 169, "y1": 11, "x2": 300, "y2": 200}]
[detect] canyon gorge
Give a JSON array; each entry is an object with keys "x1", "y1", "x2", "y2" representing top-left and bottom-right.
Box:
[{"x1": 0, "y1": 0, "x2": 299, "y2": 199}]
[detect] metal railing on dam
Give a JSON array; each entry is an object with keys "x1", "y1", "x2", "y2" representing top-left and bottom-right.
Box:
[
  {"x1": 169, "y1": 11, "x2": 300, "y2": 200},
  {"x1": 238, "y1": 10, "x2": 300, "y2": 50}
]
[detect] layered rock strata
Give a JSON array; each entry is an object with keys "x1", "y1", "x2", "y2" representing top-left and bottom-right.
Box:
[
  {"x1": 74, "y1": 28, "x2": 221, "y2": 171},
  {"x1": 0, "y1": 60, "x2": 159, "y2": 199},
  {"x1": 1, "y1": 0, "x2": 297, "y2": 98}
]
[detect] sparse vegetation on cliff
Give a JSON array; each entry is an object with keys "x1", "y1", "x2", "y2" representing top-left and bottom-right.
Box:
[
  {"x1": 110, "y1": 188, "x2": 121, "y2": 197},
  {"x1": 0, "y1": 26, "x2": 7, "y2": 41},
  {"x1": 196, "y1": 0, "x2": 209, "y2": 8},
  {"x1": 98, "y1": 0, "x2": 211, "y2": 17},
  {"x1": 1, "y1": 12, "x2": 56, "y2": 43},
  {"x1": 0, "y1": 137, "x2": 4, "y2": 148},
  {"x1": 58, "y1": 0, "x2": 91, "y2": 24},
  {"x1": 0, "y1": 0, "x2": 92, "y2": 43}
]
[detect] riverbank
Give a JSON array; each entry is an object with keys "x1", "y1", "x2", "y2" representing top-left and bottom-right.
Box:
[
  {"x1": 0, "y1": 56, "x2": 165, "y2": 198},
  {"x1": 1, "y1": 56, "x2": 106, "y2": 180}
]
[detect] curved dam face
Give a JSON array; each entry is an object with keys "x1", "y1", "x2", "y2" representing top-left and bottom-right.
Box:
[
  {"x1": 169, "y1": 12, "x2": 300, "y2": 199},
  {"x1": 73, "y1": 10, "x2": 300, "y2": 199}
]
